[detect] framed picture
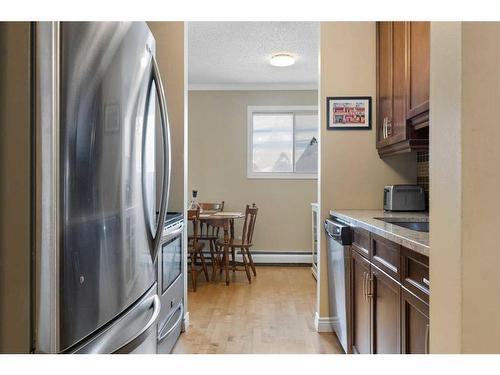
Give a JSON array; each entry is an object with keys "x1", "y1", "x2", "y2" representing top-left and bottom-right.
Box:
[{"x1": 326, "y1": 96, "x2": 372, "y2": 130}]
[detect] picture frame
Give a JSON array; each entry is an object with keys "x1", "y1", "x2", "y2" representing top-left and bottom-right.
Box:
[{"x1": 326, "y1": 96, "x2": 372, "y2": 130}]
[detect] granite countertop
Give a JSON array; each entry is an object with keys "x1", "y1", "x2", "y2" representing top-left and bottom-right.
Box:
[{"x1": 329, "y1": 209, "x2": 429, "y2": 257}]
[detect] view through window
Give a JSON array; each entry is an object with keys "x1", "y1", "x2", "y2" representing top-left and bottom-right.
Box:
[{"x1": 248, "y1": 106, "x2": 318, "y2": 178}]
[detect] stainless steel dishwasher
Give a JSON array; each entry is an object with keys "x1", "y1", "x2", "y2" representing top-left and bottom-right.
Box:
[{"x1": 324, "y1": 218, "x2": 353, "y2": 354}]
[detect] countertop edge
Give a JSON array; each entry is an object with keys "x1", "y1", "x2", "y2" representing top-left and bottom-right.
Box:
[{"x1": 329, "y1": 210, "x2": 430, "y2": 257}]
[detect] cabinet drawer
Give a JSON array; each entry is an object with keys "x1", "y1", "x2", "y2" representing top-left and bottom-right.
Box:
[
  {"x1": 352, "y1": 227, "x2": 370, "y2": 259},
  {"x1": 401, "y1": 247, "x2": 429, "y2": 303},
  {"x1": 371, "y1": 233, "x2": 400, "y2": 280}
]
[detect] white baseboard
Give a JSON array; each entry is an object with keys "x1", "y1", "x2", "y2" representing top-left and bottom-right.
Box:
[
  {"x1": 200, "y1": 249, "x2": 312, "y2": 264},
  {"x1": 182, "y1": 311, "x2": 190, "y2": 332},
  {"x1": 314, "y1": 312, "x2": 335, "y2": 332},
  {"x1": 234, "y1": 250, "x2": 312, "y2": 264}
]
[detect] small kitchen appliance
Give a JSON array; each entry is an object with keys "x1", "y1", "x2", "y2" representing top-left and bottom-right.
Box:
[{"x1": 383, "y1": 185, "x2": 426, "y2": 212}]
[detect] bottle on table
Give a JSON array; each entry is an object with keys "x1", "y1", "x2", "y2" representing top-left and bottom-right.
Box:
[{"x1": 189, "y1": 190, "x2": 201, "y2": 211}]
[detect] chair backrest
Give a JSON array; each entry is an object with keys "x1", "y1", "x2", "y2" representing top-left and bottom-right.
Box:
[
  {"x1": 199, "y1": 201, "x2": 224, "y2": 237},
  {"x1": 241, "y1": 203, "x2": 258, "y2": 246},
  {"x1": 187, "y1": 207, "x2": 201, "y2": 247}
]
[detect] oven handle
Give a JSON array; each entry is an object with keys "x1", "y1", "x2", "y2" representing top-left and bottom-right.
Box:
[
  {"x1": 158, "y1": 302, "x2": 184, "y2": 342},
  {"x1": 163, "y1": 225, "x2": 183, "y2": 241}
]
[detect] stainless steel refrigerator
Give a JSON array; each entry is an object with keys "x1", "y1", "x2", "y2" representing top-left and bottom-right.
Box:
[{"x1": 34, "y1": 22, "x2": 171, "y2": 354}]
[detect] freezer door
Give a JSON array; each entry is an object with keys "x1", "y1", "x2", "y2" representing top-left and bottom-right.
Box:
[
  {"x1": 59, "y1": 22, "x2": 169, "y2": 351},
  {"x1": 71, "y1": 283, "x2": 160, "y2": 354}
]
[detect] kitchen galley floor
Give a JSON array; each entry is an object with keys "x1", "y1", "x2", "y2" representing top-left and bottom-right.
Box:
[{"x1": 172, "y1": 266, "x2": 343, "y2": 354}]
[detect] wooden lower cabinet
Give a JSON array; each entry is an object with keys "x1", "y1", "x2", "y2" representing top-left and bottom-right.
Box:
[
  {"x1": 351, "y1": 249, "x2": 371, "y2": 354},
  {"x1": 350, "y1": 243, "x2": 429, "y2": 354},
  {"x1": 371, "y1": 265, "x2": 401, "y2": 354},
  {"x1": 401, "y1": 287, "x2": 430, "y2": 354}
]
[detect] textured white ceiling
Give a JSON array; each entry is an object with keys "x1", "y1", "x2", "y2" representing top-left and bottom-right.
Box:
[{"x1": 188, "y1": 22, "x2": 319, "y2": 88}]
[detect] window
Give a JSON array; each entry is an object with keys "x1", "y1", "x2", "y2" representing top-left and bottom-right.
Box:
[{"x1": 247, "y1": 106, "x2": 318, "y2": 179}]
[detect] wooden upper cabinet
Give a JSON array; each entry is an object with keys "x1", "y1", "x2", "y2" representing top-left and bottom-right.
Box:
[
  {"x1": 376, "y1": 22, "x2": 393, "y2": 148},
  {"x1": 407, "y1": 22, "x2": 430, "y2": 121},
  {"x1": 390, "y1": 22, "x2": 408, "y2": 144},
  {"x1": 376, "y1": 22, "x2": 407, "y2": 148},
  {"x1": 376, "y1": 21, "x2": 430, "y2": 157}
]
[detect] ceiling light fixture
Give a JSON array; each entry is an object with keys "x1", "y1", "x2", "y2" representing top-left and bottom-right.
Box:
[{"x1": 270, "y1": 53, "x2": 295, "y2": 67}]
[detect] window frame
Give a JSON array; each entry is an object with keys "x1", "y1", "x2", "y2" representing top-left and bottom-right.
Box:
[{"x1": 247, "y1": 105, "x2": 319, "y2": 180}]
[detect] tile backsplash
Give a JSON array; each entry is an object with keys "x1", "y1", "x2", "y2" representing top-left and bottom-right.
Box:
[{"x1": 417, "y1": 151, "x2": 429, "y2": 209}]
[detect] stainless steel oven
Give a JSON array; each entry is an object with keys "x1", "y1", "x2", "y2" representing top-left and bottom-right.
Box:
[{"x1": 157, "y1": 213, "x2": 184, "y2": 353}]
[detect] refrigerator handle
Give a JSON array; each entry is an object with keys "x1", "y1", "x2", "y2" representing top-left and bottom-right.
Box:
[
  {"x1": 150, "y1": 53, "x2": 171, "y2": 263},
  {"x1": 113, "y1": 294, "x2": 161, "y2": 354}
]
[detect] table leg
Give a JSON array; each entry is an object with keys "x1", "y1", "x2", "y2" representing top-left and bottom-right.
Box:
[
  {"x1": 230, "y1": 219, "x2": 235, "y2": 272},
  {"x1": 223, "y1": 220, "x2": 230, "y2": 286}
]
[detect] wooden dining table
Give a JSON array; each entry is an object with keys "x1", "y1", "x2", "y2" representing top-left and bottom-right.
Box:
[{"x1": 197, "y1": 210, "x2": 244, "y2": 285}]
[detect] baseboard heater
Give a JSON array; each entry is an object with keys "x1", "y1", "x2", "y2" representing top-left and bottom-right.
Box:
[{"x1": 197, "y1": 250, "x2": 312, "y2": 265}]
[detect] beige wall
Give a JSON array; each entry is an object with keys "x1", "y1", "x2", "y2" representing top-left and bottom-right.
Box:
[
  {"x1": 188, "y1": 90, "x2": 317, "y2": 252},
  {"x1": 461, "y1": 22, "x2": 500, "y2": 353},
  {"x1": 429, "y1": 22, "x2": 462, "y2": 353},
  {"x1": 431, "y1": 22, "x2": 500, "y2": 353},
  {"x1": 318, "y1": 22, "x2": 417, "y2": 317},
  {"x1": 0, "y1": 22, "x2": 32, "y2": 353},
  {"x1": 148, "y1": 22, "x2": 185, "y2": 213}
]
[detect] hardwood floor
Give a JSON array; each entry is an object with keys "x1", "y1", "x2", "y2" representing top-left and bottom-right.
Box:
[{"x1": 172, "y1": 266, "x2": 344, "y2": 354}]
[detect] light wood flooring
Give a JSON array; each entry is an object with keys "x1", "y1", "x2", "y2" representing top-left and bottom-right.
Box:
[{"x1": 172, "y1": 266, "x2": 343, "y2": 354}]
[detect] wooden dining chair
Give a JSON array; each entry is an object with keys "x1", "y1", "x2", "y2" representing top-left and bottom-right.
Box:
[
  {"x1": 188, "y1": 201, "x2": 224, "y2": 280},
  {"x1": 188, "y1": 207, "x2": 209, "y2": 292},
  {"x1": 216, "y1": 203, "x2": 258, "y2": 283}
]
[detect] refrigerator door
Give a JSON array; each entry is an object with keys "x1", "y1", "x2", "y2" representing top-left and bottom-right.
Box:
[{"x1": 59, "y1": 22, "x2": 170, "y2": 351}]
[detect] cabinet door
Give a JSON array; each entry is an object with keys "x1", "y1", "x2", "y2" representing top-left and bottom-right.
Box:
[
  {"x1": 407, "y1": 22, "x2": 430, "y2": 119},
  {"x1": 401, "y1": 287, "x2": 430, "y2": 354},
  {"x1": 371, "y1": 264, "x2": 401, "y2": 354},
  {"x1": 376, "y1": 22, "x2": 393, "y2": 148},
  {"x1": 388, "y1": 21, "x2": 408, "y2": 144},
  {"x1": 351, "y1": 249, "x2": 371, "y2": 354}
]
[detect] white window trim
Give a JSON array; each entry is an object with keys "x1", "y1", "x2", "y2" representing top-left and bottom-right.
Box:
[{"x1": 247, "y1": 105, "x2": 319, "y2": 180}]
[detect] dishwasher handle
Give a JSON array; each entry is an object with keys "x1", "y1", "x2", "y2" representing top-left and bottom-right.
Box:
[{"x1": 324, "y1": 219, "x2": 352, "y2": 245}]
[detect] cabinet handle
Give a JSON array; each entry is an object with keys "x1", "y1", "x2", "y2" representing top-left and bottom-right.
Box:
[
  {"x1": 383, "y1": 118, "x2": 387, "y2": 139},
  {"x1": 366, "y1": 274, "x2": 373, "y2": 299},
  {"x1": 425, "y1": 324, "x2": 430, "y2": 354},
  {"x1": 423, "y1": 277, "x2": 430, "y2": 287},
  {"x1": 363, "y1": 272, "x2": 367, "y2": 301},
  {"x1": 387, "y1": 118, "x2": 392, "y2": 137}
]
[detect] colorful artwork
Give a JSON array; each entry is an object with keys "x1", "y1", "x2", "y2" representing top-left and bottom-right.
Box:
[{"x1": 326, "y1": 97, "x2": 371, "y2": 130}]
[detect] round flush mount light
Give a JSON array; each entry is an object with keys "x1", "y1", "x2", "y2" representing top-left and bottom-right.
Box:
[{"x1": 270, "y1": 53, "x2": 295, "y2": 67}]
